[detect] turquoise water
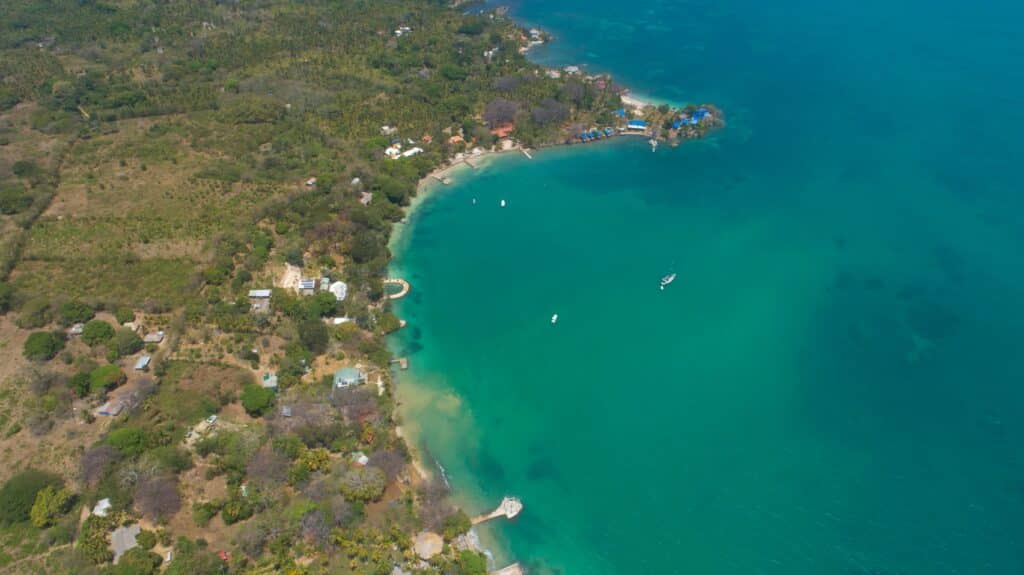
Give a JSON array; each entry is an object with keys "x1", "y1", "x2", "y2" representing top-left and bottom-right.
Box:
[{"x1": 390, "y1": 1, "x2": 1024, "y2": 573}]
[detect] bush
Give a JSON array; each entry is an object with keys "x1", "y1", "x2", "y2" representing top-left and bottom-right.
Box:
[
  {"x1": 23, "y1": 331, "x2": 65, "y2": 361},
  {"x1": 0, "y1": 282, "x2": 12, "y2": 314},
  {"x1": 112, "y1": 328, "x2": 144, "y2": 357},
  {"x1": 220, "y1": 495, "x2": 255, "y2": 525},
  {"x1": 17, "y1": 298, "x2": 52, "y2": 328},
  {"x1": 457, "y1": 550, "x2": 488, "y2": 575},
  {"x1": 106, "y1": 547, "x2": 162, "y2": 575},
  {"x1": 70, "y1": 371, "x2": 91, "y2": 397},
  {"x1": 338, "y1": 466, "x2": 386, "y2": 502},
  {"x1": 298, "y1": 318, "x2": 329, "y2": 355},
  {"x1": 59, "y1": 300, "x2": 94, "y2": 324},
  {"x1": 441, "y1": 509, "x2": 472, "y2": 541},
  {"x1": 191, "y1": 501, "x2": 222, "y2": 527},
  {"x1": 82, "y1": 319, "x2": 115, "y2": 346},
  {"x1": 106, "y1": 426, "x2": 152, "y2": 456},
  {"x1": 30, "y1": 485, "x2": 74, "y2": 528},
  {"x1": 0, "y1": 186, "x2": 31, "y2": 215},
  {"x1": 79, "y1": 515, "x2": 115, "y2": 564},
  {"x1": 135, "y1": 529, "x2": 158, "y2": 550},
  {"x1": 115, "y1": 307, "x2": 136, "y2": 324},
  {"x1": 135, "y1": 475, "x2": 181, "y2": 521},
  {"x1": 240, "y1": 383, "x2": 275, "y2": 417},
  {"x1": 90, "y1": 364, "x2": 125, "y2": 394},
  {"x1": 0, "y1": 469, "x2": 62, "y2": 524}
]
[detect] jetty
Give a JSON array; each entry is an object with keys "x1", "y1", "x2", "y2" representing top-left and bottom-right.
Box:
[
  {"x1": 471, "y1": 497, "x2": 523, "y2": 525},
  {"x1": 490, "y1": 563, "x2": 524, "y2": 575},
  {"x1": 390, "y1": 357, "x2": 409, "y2": 370},
  {"x1": 520, "y1": 148, "x2": 533, "y2": 159},
  {"x1": 383, "y1": 278, "x2": 410, "y2": 300}
]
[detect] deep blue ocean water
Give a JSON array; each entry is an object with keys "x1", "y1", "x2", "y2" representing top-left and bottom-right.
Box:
[{"x1": 390, "y1": 1, "x2": 1024, "y2": 573}]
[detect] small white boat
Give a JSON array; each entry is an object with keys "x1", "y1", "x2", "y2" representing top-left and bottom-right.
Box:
[
  {"x1": 551, "y1": 314, "x2": 558, "y2": 324},
  {"x1": 660, "y1": 273, "x2": 677, "y2": 290},
  {"x1": 500, "y1": 199, "x2": 507, "y2": 207},
  {"x1": 472, "y1": 198, "x2": 477, "y2": 204}
]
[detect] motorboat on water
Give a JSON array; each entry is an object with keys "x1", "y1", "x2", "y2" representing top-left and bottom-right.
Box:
[
  {"x1": 500, "y1": 199, "x2": 507, "y2": 207},
  {"x1": 660, "y1": 273, "x2": 677, "y2": 290},
  {"x1": 551, "y1": 314, "x2": 558, "y2": 324}
]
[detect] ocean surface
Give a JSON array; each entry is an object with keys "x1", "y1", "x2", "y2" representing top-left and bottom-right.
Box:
[{"x1": 389, "y1": 0, "x2": 1024, "y2": 573}]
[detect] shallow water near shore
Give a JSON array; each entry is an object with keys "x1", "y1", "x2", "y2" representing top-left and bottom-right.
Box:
[{"x1": 390, "y1": 0, "x2": 1024, "y2": 573}]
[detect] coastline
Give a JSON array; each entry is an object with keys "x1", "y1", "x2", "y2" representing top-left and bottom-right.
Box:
[{"x1": 385, "y1": 11, "x2": 721, "y2": 572}]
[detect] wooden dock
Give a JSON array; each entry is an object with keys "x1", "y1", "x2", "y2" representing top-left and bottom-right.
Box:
[
  {"x1": 471, "y1": 497, "x2": 523, "y2": 525},
  {"x1": 520, "y1": 148, "x2": 533, "y2": 159},
  {"x1": 390, "y1": 357, "x2": 409, "y2": 370}
]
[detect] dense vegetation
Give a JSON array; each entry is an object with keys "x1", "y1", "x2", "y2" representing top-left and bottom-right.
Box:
[{"x1": 0, "y1": 0, "x2": 722, "y2": 573}]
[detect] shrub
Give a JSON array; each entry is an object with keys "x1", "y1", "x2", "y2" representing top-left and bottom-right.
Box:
[
  {"x1": 135, "y1": 475, "x2": 181, "y2": 521},
  {"x1": 78, "y1": 515, "x2": 114, "y2": 564},
  {"x1": 82, "y1": 319, "x2": 115, "y2": 345},
  {"x1": 70, "y1": 371, "x2": 91, "y2": 397},
  {"x1": 338, "y1": 466, "x2": 386, "y2": 502},
  {"x1": 90, "y1": 364, "x2": 125, "y2": 394},
  {"x1": 0, "y1": 469, "x2": 62, "y2": 524},
  {"x1": 191, "y1": 501, "x2": 222, "y2": 527},
  {"x1": 0, "y1": 282, "x2": 12, "y2": 313},
  {"x1": 23, "y1": 331, "x2": 65, "y2": 361},
  {"x1": 112, "y1": 328, "x2": 144, "y2": 357},
  {"x1": 59, "y1": 300, "x2": 94, "y2": 324},
  {"x1": 106, "y1": 426, "x2": 152, "y2": 456},
  {"x1": 220, "y1": 495, "x2": 255, "y2": 525},
  {"x1": 16, "y1": 298, "x2": 52, "y2": 328},
  {"x1": 135, "y1": 529, "x2": 157, "y2": 550},
  {"x1": 115, "y1": 307, "x2": 136, "y2": 324},
  {"x1": 30, "y1": 485, "x2": 74, "y2": 528},
  {"x1": 107, "y1": 547, "x2": 162, "y2": 575},
  {"x1": 457, "y1": 550, "x2": 488, "y2": 575},
  {"x1": 441, "y1": 509, "x2": 472, "y2": 541},
  {"x1": 0, "y1": 186, "x2": 31, "y2": 214},
  {"x1": 240, "y1": 383, "x2": 275, "y2": 417}
]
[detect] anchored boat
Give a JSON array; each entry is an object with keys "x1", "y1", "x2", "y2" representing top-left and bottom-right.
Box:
[{"x1": 660, "y1": 273, "x2": 677, "y2": 290}]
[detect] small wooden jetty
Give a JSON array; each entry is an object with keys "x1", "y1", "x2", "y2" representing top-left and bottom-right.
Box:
[
  {"x1": 471, "y1": 497, "x2": 523, "y2": 525},
  {"x1": 490, "y1": 563, "x2": 524, "y2": 575},
  {"x1": 383, "y1": 278, "x2": 410, "y2": 299},
  {"x1": 390, "y1": 357, "x2": 409, "y2": 370},
  {"x1": 520, "y1": 148, "x2": 533, "y2": 159}
]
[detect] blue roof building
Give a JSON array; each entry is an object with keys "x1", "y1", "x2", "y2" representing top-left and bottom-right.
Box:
[
  {"x1": 626, "y1": 120, "x2": 648, "y2": 130},
  {"x1": 615, "y1": 108, "x2": 627, "y2": 117}
]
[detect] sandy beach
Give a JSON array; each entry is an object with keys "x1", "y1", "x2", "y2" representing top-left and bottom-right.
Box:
[{"x1": 620, "y1": 92, "x2": 655, "y2": 110}]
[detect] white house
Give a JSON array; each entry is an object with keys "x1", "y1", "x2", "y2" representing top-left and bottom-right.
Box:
[
  {"x1": 401, "y1": 147, "x2": 424, "y2": 158},
  {"x1": 329, "y1": 280, "x2": 348, "y2": 302}
]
